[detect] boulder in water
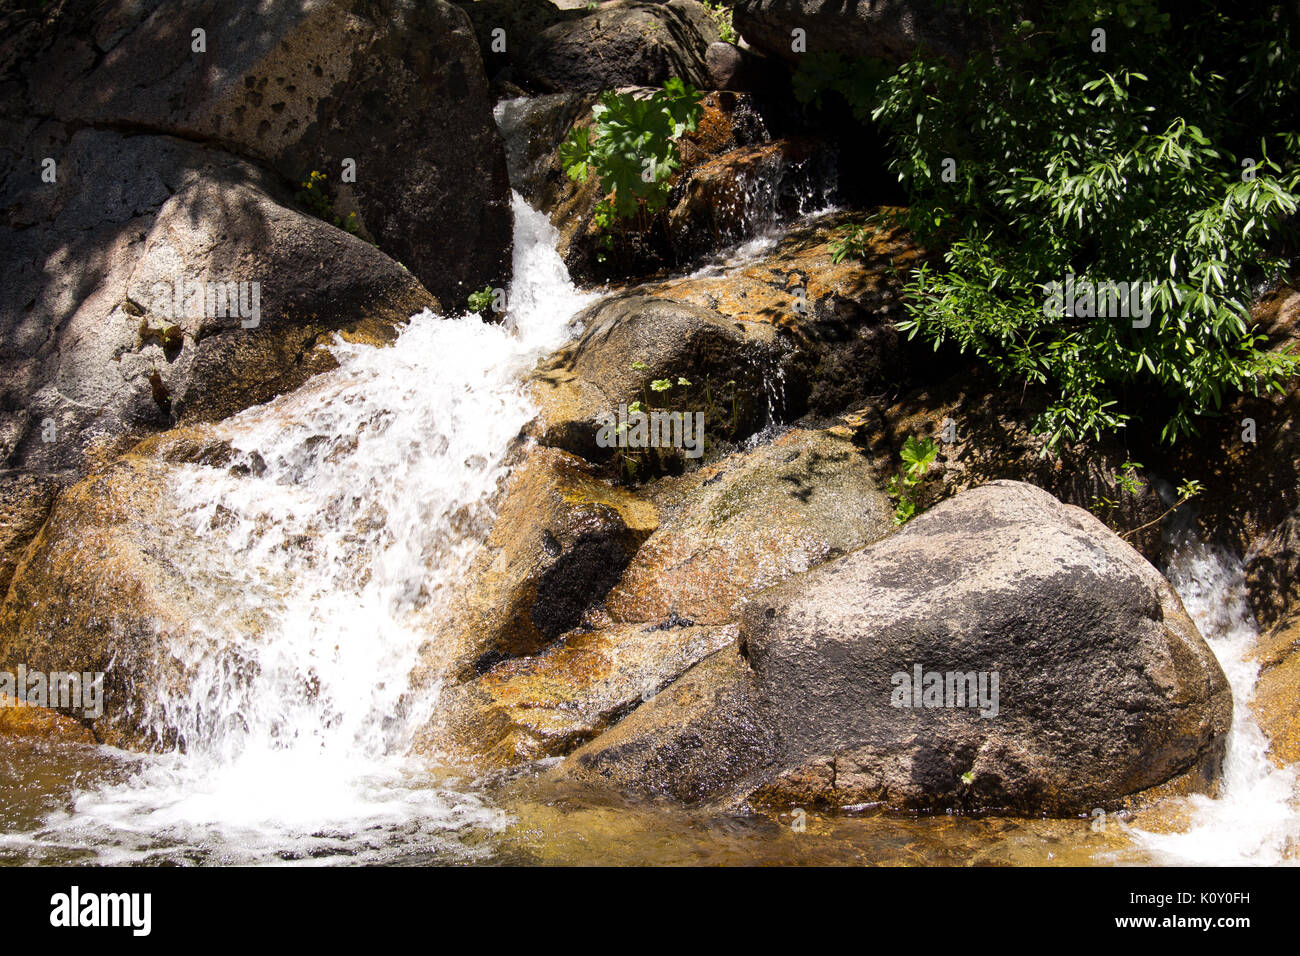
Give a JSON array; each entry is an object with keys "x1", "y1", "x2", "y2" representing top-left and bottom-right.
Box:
[{"x1": 562, "y1": 481, "x2": 1233, "y2": 814}]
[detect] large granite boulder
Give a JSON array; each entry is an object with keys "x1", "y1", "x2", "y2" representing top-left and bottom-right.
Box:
[{"x1": 562, "y1": 481, "x2": 1233, "y2": 815}]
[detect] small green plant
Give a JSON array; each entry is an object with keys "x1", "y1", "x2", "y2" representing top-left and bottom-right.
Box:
[
  {"x1": 560, "y1": 78, "x2": 704, "y2": 258},
  {"x1": 610, "y1": 366, "x2": 708, "y2": 483},
  {"x1": 467, "y1": 286, "x2": 495, "y2": 314},
  {"x1": 296, "y1": 170, "x2": 363, "y2": 238},
  {"x1": 1121, "y1": 477, "x2": 1205, "y2": 540},
  {"x1": 1089, "y1": 461, "x2": 1204, "y2": 536},
  {"x1": 702, "y1": 1, "x2": 737, "y2": 44},
  {"x1": 887, "y1": 435, "x2": 939, "y2": 524}
]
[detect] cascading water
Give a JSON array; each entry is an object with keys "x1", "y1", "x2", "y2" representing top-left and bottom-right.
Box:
[
  {"x1": 2, "y1": 194, "x2": 595, "y2": 864},
  {"x1": 1122, "y1": 530, "x2": 1300, "y2": 865},
  {"x1": 3, "y1": 189, "x2": 1297, "y2": 866}
]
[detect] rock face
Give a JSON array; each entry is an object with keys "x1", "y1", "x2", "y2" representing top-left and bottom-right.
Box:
[
  {"x1": 528, "y1": 296, "x2": 800, "y2": 461},
  {"x1": 0, "y1": 694, "x2": 97, "y2": 745},
  {"x1": 464, "y1": 0, "x2": 719, "y2": 93},
  {"x1": 733, "y1": 0, "x2": 984, "y2": 66},
  {"x1": 418, "y1": 447, "x2": 660, "y2": 685},
  {"x1": 1254, "y1": 614, "x2": 1300, "y2": 766},
  {"x1": 563, "y1": 481, "x2": 1233, "y2": 814},
  {"x1": 428, "y1": 622, "x2": 737, "y2": 767},
  {"x1": 603, "y1": 428, "x2": 895, "y2": 625},
  {"x1": 8, "y1": 0, "x2": 511, "y2": 306},
  {"x1": 2, "y1": 129, "x2": 434, "y2": 480},
  {"x1": 0, "y1": 430, "x2": 237, "y2": 748}
]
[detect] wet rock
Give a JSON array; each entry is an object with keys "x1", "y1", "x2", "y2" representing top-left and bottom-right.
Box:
[
  {"x1": 0, "y1": 474, "x2": 62, "y2": 598},
  {"x1": 562, "y1": 481, "x2": 1233, "y2": 814},
  {"x1": 7, "y1": 0, "x2": 510, "y2": 304},
  {"x1": 1254, "y1": 613, "x2": 1300, "y2": 767},
  {"x1": 428, "y1": 622, "x2": 737, "y2": 767},
  {"x1": 418, "y1": 447, "x2": 659, "y2": 684},
  {"x1": 640, "y1": 208, "x2": 920, "y2": 412},
  {"x1": 563, "y1": 644, "x2": 779, "y2": 803},
  {"x1": 664, "y1": 138, "x2": 834, "y2": 260},
  {"x1": 603, "y1": 427, "x2": 894, "y2": 625},
  {"x1": 528, "y1": 296, "x2": 799, "y2": 462},
  {"x1": 496, "y1": 92, "x2": 599, "y2": 205},
  {"x1": 0, "y1": 693, "x2": 96, "y2": 745},
  {"x1": 498, "y1": 88, "x2": 802, "y2": 282},
  {"x1": 0, "y1": 441, "x2": 241, "y2": 748}
]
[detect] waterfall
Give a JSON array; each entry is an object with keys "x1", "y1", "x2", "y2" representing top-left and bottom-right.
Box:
[
  {"x1": 1123, "y1": 532, "x2": 1300, "y2": 865},
  {"x1": 8, "y1": 195, "x2": 594, "y2": 864}
]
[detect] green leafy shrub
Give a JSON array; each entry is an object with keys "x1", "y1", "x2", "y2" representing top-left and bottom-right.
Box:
[
  {"x1": 467, "y1": 286, "x2": 495, "y2": 315},
  {"x1": 834, "y1": 1, "x2": 1300, "y2": 447},
  {"x1": 560, "y1": 78, "x2": 704, "y2": 253},
  {"x1": 887, "y1": 435, "x2": 939, "y2": 524}
]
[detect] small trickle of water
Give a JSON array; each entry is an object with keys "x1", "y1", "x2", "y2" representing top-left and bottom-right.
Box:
[
  {"x1": 9, "y1": 194, "x2": 595, "y2": 864},
  {"x1": 1124, "y1": 532, "x2": 1300, "y2": 865}
]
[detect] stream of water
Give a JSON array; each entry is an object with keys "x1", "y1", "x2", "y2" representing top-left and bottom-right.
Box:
[{"x1": 0, "y1": 195, "x2": 1296, "y2": 866}]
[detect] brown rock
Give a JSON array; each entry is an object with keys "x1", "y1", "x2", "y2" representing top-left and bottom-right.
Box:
[
  {"x1": 416, "y1": 447, "x2": 660, "y2": 684},
  {"x1": 1254, "y1": 613, "x2": 1300, "y2": 767},
  {"x1": 603, "y1": 427, "x2": 893, "y2": 625},
  {"x1": 0, "y1": 693, "x2": 96, "y2": 745},
  {"x1": 428, "y1": 622, "x2": 736, "y2": 766}
]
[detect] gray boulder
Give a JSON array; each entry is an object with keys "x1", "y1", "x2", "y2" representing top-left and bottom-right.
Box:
[
  {"x1": 6, "y1": 0, "x2": 510, "y2": 306},
  {"x1": 1, "y1": 129, "x2": 434, "y2": 479},
  {"x1": 563, "y1": 481, "x2": 1233, "y2": 814}
]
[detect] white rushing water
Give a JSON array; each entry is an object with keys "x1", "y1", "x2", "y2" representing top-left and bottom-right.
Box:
[
  {"x1": 8, "y1": 195, "x2": 594, "y2": 864},
  {"x1": 1124, "y1": 532, "x2": 1300, "y2": 865}
]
